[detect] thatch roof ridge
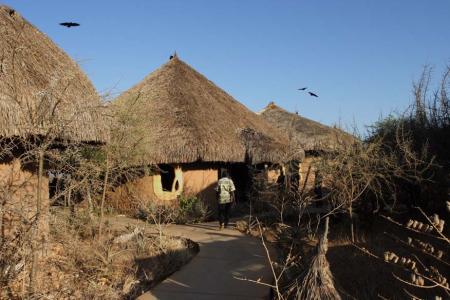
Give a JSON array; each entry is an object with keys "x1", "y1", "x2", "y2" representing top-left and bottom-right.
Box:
[
  {"x1": 258, "y1": 102, "x2": 356, "y2": 152},
  {"x1": 114, "y1": 56, "x2": 293, "y2": 164},
  {"x1": 0, "y1": 5, "x2": 109, "y2": 143}
]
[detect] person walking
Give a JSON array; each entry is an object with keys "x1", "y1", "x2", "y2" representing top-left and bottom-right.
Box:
[{"x1": 215, "y1": 170, "x2": 236, "y2": 230}]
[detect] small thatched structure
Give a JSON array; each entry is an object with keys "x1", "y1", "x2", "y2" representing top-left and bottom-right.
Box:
[
  {"x1": 0, "y1": 5, "x2": 108, "y2": 244},
  {"x1": 110, "y1": 55, "x2": 294, "y2": 207},
  {"x1": 259, "y1": 102, "x2": 356, "y2": 190},
  {"x1": 259, "y1": 102, "x2": 354, "y2": 153}
]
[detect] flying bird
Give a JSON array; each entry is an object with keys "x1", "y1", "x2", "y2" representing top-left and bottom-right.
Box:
[
  {"x1": 59, "y1": 22, "x2": 80, "y2": 28},
  {"x1": 308, "y1": 92, "x2": 319, "y2": 98},
  {"x1": 297, "y1": 87, "x2": 307, "y2": 91}
]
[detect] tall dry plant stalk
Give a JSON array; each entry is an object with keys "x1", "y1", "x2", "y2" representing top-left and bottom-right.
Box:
[
  {"x1": 297, "y1": 217, "x2": 341, "y2": 300},
  {"x1": 28, "y1": 148, "x2": 44, "y2": 295}
]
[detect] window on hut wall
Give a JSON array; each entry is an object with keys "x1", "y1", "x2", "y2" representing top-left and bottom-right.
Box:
[
  {"x1": 159, "y1": 164, "x2": 176, "y2": 191},
  {"x1": 153, "y1": 165, "x2": 183, "y2": 201},
  {"x1": 269, "y1": 164, "x2": 282, "y2": 183}
]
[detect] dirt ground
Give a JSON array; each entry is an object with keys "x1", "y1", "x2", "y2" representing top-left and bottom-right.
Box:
[{"x1": 326, "y1": 215, "x2": 449, "y2": 299}]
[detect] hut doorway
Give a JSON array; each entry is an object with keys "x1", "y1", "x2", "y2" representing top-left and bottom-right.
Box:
[{"x1": 228, "y1": 164, "x2": 251, "y2": 203}]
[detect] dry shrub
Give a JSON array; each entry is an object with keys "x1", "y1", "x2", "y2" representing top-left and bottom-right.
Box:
[
  {"x1": 3, "y1": 209, "x2": 198, "y2": 299},
  {"x1": 249, "y1": 67, "x2": 450, "y2": 299},
  {"x1": 175, "y1": 194, "x2": 212, "y2": 224},
  {"x1": 135, "y1": 194, "x2": 212, "y2": 226},
  {"x1": 0, "y1": 225, "x2": 31, "y2": 299},
  {"x1": 368, "y1": 65, "x2": 450, "y2": 211}
]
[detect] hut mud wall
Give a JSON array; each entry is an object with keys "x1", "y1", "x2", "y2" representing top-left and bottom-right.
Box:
[
  {"x1": 0, "y1": 159, "x2": 49, "y2": 245},
  {"x1": 108, "y1": 175, "x2": 158, "y2": 214},
  {"x1": 108, "y1": 165, "x2": 219, "y2": 214},
  {"x1": 267, "y1": 168, "x2": 282, "y2": 184},
  {"x1": 183, "y1": 168, "x2": 218, "y2": 208},
  {"x1": 299, "y1": 156, "x2": 317, "y2": 191}
]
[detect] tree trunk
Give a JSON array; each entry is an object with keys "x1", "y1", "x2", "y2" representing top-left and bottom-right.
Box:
[
  {"x1": 349, "y1": 205, "x2": 355, "y2": 243},
  {"x1": 98, "y1": 158, "x2": 110, "y2": 239},
  {"x1": 67, "y1": 183, "x2": 75, "y2": 218},
  {"x1": 86, "y1": 186, "x2": 94, "y2": 219},
  {"x1": 29, "y1": 149, "x2": 44, "y2": 295}
]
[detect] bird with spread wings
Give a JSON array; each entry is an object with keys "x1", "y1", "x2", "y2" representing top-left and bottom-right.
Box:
[{"x1": 59, "y1": 22, "x2": 80, "y2": 28}]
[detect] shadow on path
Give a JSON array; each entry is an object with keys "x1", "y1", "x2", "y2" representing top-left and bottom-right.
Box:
[{"x1": 138, "y1": 221, "x2": 273, "y2": 300}]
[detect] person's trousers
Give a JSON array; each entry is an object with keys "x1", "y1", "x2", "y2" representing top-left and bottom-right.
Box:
[{"x1": 218, "y1": 202, "x2": 232, "y2": 226}]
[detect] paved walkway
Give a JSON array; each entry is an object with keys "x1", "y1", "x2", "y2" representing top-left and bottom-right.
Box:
[{"x1": 137, "y1": 221, "x2": 273, "y2": 300}]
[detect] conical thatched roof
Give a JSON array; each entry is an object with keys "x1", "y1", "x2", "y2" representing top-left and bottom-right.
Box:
[
  {"x1": 258, "y1": 102, "x2": 356, "y2": 152},
  {"x1": 0, "y1": 5, "x2": 109, "y2": 143},
  {"x1": 113, "y1": 55, "x2": 292, "y2": 165}
]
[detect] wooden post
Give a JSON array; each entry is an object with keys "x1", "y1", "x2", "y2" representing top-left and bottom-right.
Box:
[{"x1": 29, "y1": 149, "x2": 44, "y2": 295}]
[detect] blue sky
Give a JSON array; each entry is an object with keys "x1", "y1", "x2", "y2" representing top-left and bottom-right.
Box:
[{"x1": 4, "y1": 1, "x2": 450, "y2": 133}]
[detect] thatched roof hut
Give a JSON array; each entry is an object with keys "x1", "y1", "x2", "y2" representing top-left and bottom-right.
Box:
[
  {"x1": 113, "y1": 55, "x2": 291, "y2": 165},
  {"x1": 258, "y1": 102, "x2": 355, "y2": 153},
  {"x1": 0, "y1": 5, "x2": 108, "y2": 143}
]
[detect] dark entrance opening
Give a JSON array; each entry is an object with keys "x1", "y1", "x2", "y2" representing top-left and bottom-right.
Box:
[
  {"x1": 287, "y1": 160, "x2": 300, "y2": 192},
  {"x1": 159, "y1": 164, "x2": 175, "y2": 191},
  {"x1": 228, "y1": 164, "x2": 251, "y2": 203},
  {"x1": 49, "y1": 171, "x2": 66, "y2": 205}
]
